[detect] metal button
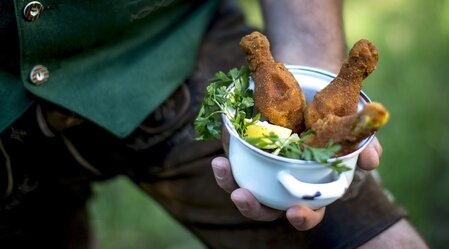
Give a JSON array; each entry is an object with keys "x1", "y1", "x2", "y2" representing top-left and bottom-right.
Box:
[
  {"x1": 23, "y1": 1, "x2": 44, "y2": 21},
  {"x1": 29, "y1": 65, "x2": 49, "y2": 85}
]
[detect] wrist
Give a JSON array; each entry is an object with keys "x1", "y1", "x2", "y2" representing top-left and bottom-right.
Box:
[{"x1": 261, "y1": 0, "x2": 346, "y2": 74}]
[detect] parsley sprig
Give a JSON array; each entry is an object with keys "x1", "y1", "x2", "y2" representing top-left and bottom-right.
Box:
[
  {"x1": 194, "y1": 67, "x2": 350, "y2": 174},
  {"x1": 195, "y1": 66, "x2": 258, "y2": 140}
]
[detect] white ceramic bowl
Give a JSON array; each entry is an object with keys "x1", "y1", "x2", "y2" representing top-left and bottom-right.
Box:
[{"x1": 222, "y1": 65, "x2": 374, "y2": 210}]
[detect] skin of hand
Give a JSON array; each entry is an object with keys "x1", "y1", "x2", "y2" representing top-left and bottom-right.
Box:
[{"x1": 212, "y1": 127, "x2": 382, "y2": 231}]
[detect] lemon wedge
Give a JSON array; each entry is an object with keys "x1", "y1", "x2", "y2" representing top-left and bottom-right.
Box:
[{"x1": 245, "y1": 121, "x2": 292, "y2": 149}]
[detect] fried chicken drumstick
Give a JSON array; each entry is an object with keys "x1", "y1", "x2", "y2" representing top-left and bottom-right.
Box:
[
  {"x1": 239, "y1": 33, "x2": 388, "y2": 156},
  {"x1": 304, "y1": 39, "x2": 379, "y2": 129},
  {"x1": 304, "y1": 102, "x2": 389, "y2": 156},
  {"x1": 240, "y1": 31, "x2": 306, "y2": 132}
]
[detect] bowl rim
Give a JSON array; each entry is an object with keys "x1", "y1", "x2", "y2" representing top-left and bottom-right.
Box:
[{"x1": 222, "y1": 65, "x2": 375, "y2": 165}]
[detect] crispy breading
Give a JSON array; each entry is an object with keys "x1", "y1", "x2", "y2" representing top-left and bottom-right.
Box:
[
  {"x1": 239, "y1": 33, "x2": 388, "y2": 156},
  {"x1": 240, "y1": 31, "x2": 306, "y2": 132},
  {"x1": 304, "y1": 39, "x2": 379, "y2": 129},
  {"x1": 304, "y1": 102, "x2": 389, "y2": 156}
]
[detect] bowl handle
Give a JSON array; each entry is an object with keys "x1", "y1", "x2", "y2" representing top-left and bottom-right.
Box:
[{"x1": 277, "y1": 170, "x2": 349, "y2": 201}]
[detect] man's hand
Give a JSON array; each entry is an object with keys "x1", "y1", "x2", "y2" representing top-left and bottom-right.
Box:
[
  {"x1": 211, "y1": 138, "x2": 382, "y2": 231},
  {"x1": 212, "y1": 156, "x2": 325, "y2": 231},
  {"x1": 357, "y1": 137, "x2": 383, "y2": 170}
]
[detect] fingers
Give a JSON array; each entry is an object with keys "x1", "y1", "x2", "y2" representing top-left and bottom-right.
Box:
[
  {"x1": 231, "y1": 188, "x2": 283, "y2": 221},
  {"x1": 212, "y1": 156, "x2": 325, "y2": 231},
  {"x1": 231, "y1": 189, "x2": 325, "y2": 230},
  {"x1": 358, "y1": 137, "x2": 383, "y2": 171},
  {"x1": 211, "y1": 156, "x2": 239, "y2": 193},
  {"x1": 212, "y1": 157, "x2": 283, "y2": 221},
  {"x1": 286, "y1": 206, "x2": 326, "y2": 231},
  {"x1": 211, "y1": 158, "x2": 283, "y2": 223}
]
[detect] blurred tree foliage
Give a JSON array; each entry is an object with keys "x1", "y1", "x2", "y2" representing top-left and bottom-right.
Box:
[
  {"x1": 89, "y1": 0, "x2": 449, "y2": 248},
  {"x1": 344, "y1": 1, "x2": 449, "y2": 247}
]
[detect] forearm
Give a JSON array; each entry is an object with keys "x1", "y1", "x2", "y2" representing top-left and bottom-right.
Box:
[{"x1": 260, "y1": 0, "x2": 345, "y2": 73}]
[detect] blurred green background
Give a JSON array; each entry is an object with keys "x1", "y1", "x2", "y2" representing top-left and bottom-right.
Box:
[{"x1": 88, "y1": 0, "x2": 449, "y2": 248}]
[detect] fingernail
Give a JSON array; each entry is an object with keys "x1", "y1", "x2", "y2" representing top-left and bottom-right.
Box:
[
  {"x1": 235, "y1": 199, "x2": 249, "y2": 211},
  {"x1": 292, "y1": 217, "x2": 305, "y2": 227},
  {"x1": 212, "y1": 164, "x2": 226, "y2": 179},
  {"x1": 287, "y1": 208, "x2": 305, "y2": 227},
  {"x1": 232, "y1": 191, "x2": 249, "y2": 210}
]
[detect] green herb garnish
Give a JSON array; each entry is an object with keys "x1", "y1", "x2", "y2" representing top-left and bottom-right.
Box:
[{"x1": 195, "y1": 66, "x2": 257, "y2": 140}]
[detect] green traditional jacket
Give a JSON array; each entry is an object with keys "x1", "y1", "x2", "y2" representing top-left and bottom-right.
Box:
[{"x1": 0, "y1": 0, "x2": 219, "y2": 138}]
